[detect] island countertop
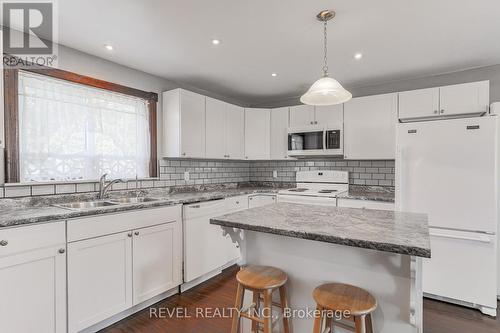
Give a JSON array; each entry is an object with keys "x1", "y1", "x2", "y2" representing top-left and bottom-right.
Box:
[{"x1": 210, "y1": 202, "x2": 430, "y2": 258}]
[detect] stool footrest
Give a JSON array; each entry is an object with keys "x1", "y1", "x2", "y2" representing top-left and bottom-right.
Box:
[{"x1": 240, "y1": 312, "x2": 265, "y2": 324}]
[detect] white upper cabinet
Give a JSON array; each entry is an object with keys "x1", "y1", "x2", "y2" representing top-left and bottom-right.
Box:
[
  {"x1": 399, "y1": 87, "x2": 440, "y2": 121},
  {"x1": 205, "y1": 97, "x2": 227, "y2": 159},
  {"x1": 225, "y1": 104, "x2": 245, "y2": 159},
  {"x1": 315, "y1": 104, "x2": 344, "y2": 126},
  {"x1": 290, "y1": 104, "x2": 343, "y2": 127},
  {"x1": 344, "y1": 93, "x2": 397, "y2": 160},
  {"x1": 270, "y1": 107, "x2": 291, "y2": 160},
  {"x1": 439, "y1": 81, "x2": 489, "y2": 116},
  {"x1": 205, "y1": 99, "x2": 245, "y2": 159},
  {"x1": 245, "y1": 108, "x2": 271, "y2": 160},
  {"x1": 163, "y1": 89, "x2": 206, "y2": 158},
  {"x1": 289, "y1": 105, "x2": 315, "y2": 127},
  {"x1": 398, "y1": 81, "x2": 489, "y2": 121}
]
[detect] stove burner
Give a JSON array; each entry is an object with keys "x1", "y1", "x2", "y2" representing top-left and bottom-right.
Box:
[
  {"x1": 288, "y1": 188, "x2": 308, "y2": 192},
  {"x1": 318, "y1": 190, "x2": 338, "y2": 193}
]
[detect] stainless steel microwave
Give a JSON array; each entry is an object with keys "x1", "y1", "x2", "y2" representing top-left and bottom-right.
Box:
[{"x1": 287, "y1": 125, "x2": 343, "y2": 156}]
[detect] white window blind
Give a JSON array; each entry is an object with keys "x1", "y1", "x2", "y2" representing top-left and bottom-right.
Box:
[{"x1": 18, "y1": 71, "x2": 151, "y2": 182}]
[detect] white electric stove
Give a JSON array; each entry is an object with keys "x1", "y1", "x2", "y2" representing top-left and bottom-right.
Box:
[{"x1": 278, "y1": 170, "x2": 349, "y2": 206}]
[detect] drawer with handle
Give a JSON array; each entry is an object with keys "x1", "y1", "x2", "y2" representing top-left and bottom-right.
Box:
[
  {"x1": 224, "y1": 195, "x2": 249, "y2": 213},
  {"x1": 0, "y1": 221, "x2": 66, "y2": 257}
]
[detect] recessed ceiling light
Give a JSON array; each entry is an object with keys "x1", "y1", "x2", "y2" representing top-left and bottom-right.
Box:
[
  {"x1": 212, "y1": 39, "x2": 220, "y2": 45},
  {"x1": 354, "y1": 53, "x2": 363, "y2": 60},
  {"x1": 271, "y1": 73, "x2": 278, "y2": 77},
  {"x1": 104, "y1": 44, "x2": 114, "y2": 51}
]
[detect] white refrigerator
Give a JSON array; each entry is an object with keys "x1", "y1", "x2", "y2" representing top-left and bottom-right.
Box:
[{"x1": 396, "y1": 116, "x2": 498, "y2": 316}]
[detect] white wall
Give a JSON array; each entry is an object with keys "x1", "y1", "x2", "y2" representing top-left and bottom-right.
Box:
[
  {"x1": 56, "y1": 45, "x2": 179, "y2": 157},
  {"x1": 254, "y1": 64, "x2": 500, "y2": 108}
]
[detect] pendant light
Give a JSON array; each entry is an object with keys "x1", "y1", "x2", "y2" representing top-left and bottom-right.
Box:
[{"x1": 300, "y1": 10, "x2": 352, "y2": 106}]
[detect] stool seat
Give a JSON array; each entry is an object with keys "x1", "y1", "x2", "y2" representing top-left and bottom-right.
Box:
[
  {"x1": 237, "y1": 265, "x2": 288, "y2": 290},
  {"x1": 313, "y1": 283, "x2": 377, "y2": 316}
]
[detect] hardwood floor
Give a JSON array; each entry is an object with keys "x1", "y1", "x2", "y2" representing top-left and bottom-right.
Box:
[{"x1": 101, "y1": 265, "x2": 499, "y2": 333}]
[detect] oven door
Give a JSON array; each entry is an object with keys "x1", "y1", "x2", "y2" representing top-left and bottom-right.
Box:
[
  {"x1": 287, "y1": 127, "x2": 325, "y2": 156},
  {"x1": 277, "y1": 194, "x2": 337, "y2": 206}
]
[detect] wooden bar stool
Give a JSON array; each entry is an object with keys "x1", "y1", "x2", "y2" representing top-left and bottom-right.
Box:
[
  {"x1": 312, "y1": 283, "x2": 377, "y2": 333},
  {"x1": 231, "y1": 265, "x2": 290, "y2": 333}
]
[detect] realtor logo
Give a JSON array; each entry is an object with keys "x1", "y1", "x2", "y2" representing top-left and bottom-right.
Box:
[{"x1": 1, "y1": 0, "x2": 58, "y2": 67}]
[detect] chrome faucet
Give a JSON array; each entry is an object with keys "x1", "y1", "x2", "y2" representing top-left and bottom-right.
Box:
[{"x1": 98, "y1": 174, "x2": 126, "y2": 199}]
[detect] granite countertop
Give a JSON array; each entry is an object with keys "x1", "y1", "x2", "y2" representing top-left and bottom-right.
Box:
[
  {"x1": 0, "y1": 187, "x2": 282, "y2": 228},
  {"x1": 339, "y1": 185, "x2": 395, "y2": 203},
  {"x1": 211, "y1": 202, "x2": 430, "y2": 258}
]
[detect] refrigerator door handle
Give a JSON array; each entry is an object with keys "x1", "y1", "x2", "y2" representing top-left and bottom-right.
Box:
[{"x1": 430, "y1": 230, "x2": 492, "y2": 243}]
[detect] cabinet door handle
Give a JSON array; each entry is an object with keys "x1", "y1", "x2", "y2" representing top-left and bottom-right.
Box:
[
  {"x1": 0, "y1": 240, "x2": 8, "y2": 246},
  {"x1": 314, "y1": 121, "x2": 318, "y2": 124},
  {"x1": 235, "y1": 201, "x2": 240, "y2": 204},
  {"x1": 433, "y1": 110, "x2": 438, "y2": 114},
  {"x1": 182, "y1": 152, "x2": 186, "y2": 156},
  {"x1": 127, "y1": 232, "x2": 133, "y2": 237},
  {"x1": 58, "y1": 248, "x2": 65, "y2": 254},
  {"x1": 190, "y1": 204, "x2": 201, "y2": 208},
  {"x1": 440, "y1": 109, "x2": 445, "y2": 114},
  {"x1": 134, "y1": 231, "x2": 140, "y2": 236},
  {"x1": 310, "y1": 121, "x2": 314, "y2": 124}
]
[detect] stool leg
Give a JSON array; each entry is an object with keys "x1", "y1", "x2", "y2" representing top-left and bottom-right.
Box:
[
  {"x1": 366, "y1": 314, "x2": 373, "y2": 333},
  {"x1": 354, "y1": 315, "x2": 366, "y2": 333},
  {"x1": 278, "y1": 285, "x2": 290, "y2": 333},
  {"x1": 312, "y1": 305, "x2": 323, "y2": 333},
  {"x1": 252, "y1": 291, "x2": 260, "y2": 333},
  {"x1": 263, "y1": 289, "x2": 273, "y2": 333},
  {"x1": 231, "y1": 283, "x2": 245, "y2": 333},
  {"x1": 324, "y1": 316, "x2": 333, "y2": 333}
]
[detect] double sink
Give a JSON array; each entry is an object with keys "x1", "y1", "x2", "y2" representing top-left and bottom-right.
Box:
[{"x1": 54, "y1": 197, "x2": 160, "y2": 210}]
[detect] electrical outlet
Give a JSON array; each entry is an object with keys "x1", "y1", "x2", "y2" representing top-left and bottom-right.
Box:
[
  {"x1": 273, "y1": 170, "x2": 278, "y2": 178},
  {"x1": 184, "y1": 171, "x2": 190, "y2": 181}
]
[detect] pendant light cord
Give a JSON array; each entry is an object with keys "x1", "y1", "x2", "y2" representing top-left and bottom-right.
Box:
[{"x1": 323, "y1": 20, "x2": 328, "y2": 77}]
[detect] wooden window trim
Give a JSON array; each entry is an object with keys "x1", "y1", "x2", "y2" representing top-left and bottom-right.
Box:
[{"x1": 3, "y1": 59, "x2": 158, "y2": 182}]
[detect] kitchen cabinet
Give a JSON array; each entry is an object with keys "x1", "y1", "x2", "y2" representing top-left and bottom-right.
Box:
[
  {"x1": 344, "y1": 93, "x2": 397, "y2": 159},
  {"x1": 398, "y1": 81, "x2": 489, "y2": 121},
  {"x1": 439, "y1": 81, "x2": 489, "y2": 117},
  {"x1": 244, "y1": 108, "x2": 271, "y2": 160},
  {"x1": 337, "y1": 198, "x2": 394, "y2": 211},
  {"x1": 270, "y1": 107, "x2": 292, "y2": 160},
  {"x1": 68, "y1": 231, "x2": 133, "y2": 333},
  {"x1": 132, "y1": 223, "x2": 181, "y2": 304},
  {"x1": 225, "y1": 103, "x2": 245, "y2": 159},
  {"x1": 290, "y1": 104, "x2": 343, "y2": 127},
  {"x1": 0, "y1": 222, "x2": 66, "y2": 333},
  {"x1": 206, "y1": 98, "x2": 245, "y2": 159},
  {"x1": 399, "y1": 87, "x2": 440, "y2": 121},
  {"x1": 314, "y1": 104, "x2": 344, "y2": 126},
  {"x1": 67, "y1": 206, "x2": 182, "y2": 332},
  {"x1": 289, "y1": 105, "x2": 315, "y2": 127},
  {"x1": 205, "y1": 97, "x2": 226, "y2": 159},
  {"x1": 163, "y1": 88, "x2": 206, "y2": 158},
  {"x1": 248, "y1": 194, "x2": 276, "y2": 208}
]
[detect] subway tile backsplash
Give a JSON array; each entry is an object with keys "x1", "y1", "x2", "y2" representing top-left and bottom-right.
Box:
[{"x1": 0, "y1": 158, "x2": 394, "y2": 198}]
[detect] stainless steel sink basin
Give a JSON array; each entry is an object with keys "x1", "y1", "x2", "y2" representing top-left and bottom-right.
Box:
[
  {"x1": 55, "y1": 201, "x2": 118, "y2": 210},
  {"x1": 109, "y1": 197, "x2": 160, "y2": 204}
]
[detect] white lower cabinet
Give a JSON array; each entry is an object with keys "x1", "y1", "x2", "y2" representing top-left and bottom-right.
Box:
[
  {"x1": 337, "y1": 198, "x2": 395, "y2": 211},
  {"x1": 133, "y1": 222, "x2": 181, "y2": 304},
  {"x1": 67, "y1": 205, "x2": 182, "y2": 333},
  {"x1": 68, "y1": 232, "x2": 133, "y2": 333},
  {"x1": 248, "y1": 194, "x2": 276, "y2": 208},
  {"x1": 0, "y1": 222, "x2": 66, "y2": 333}
]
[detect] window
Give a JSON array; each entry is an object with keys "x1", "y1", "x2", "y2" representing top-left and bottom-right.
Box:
[{"x1": 3, "y1": 64, "x2": 158, "y2": 183}]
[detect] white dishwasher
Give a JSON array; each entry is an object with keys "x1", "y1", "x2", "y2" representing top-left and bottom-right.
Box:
[{"x1": 183, "y1": 199, "x2": 228, "y2": 282}]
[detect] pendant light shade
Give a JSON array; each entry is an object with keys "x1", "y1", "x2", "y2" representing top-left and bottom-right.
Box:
[
  {"x1": 301, "y1": 10, "x2": 351, "y2": 106},
  {"x1": 300, "y1": 76, "x2": 352, "y2": 105}
]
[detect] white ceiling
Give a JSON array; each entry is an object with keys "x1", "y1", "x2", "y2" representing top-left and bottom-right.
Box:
[{"x1": 58, "y1": 0, "x2": 500, "y2": 105}]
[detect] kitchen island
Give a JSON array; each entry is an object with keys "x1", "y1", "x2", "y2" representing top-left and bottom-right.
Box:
[{"x1": 211, "y1": 202, "x2": 430, "y2": 333}]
